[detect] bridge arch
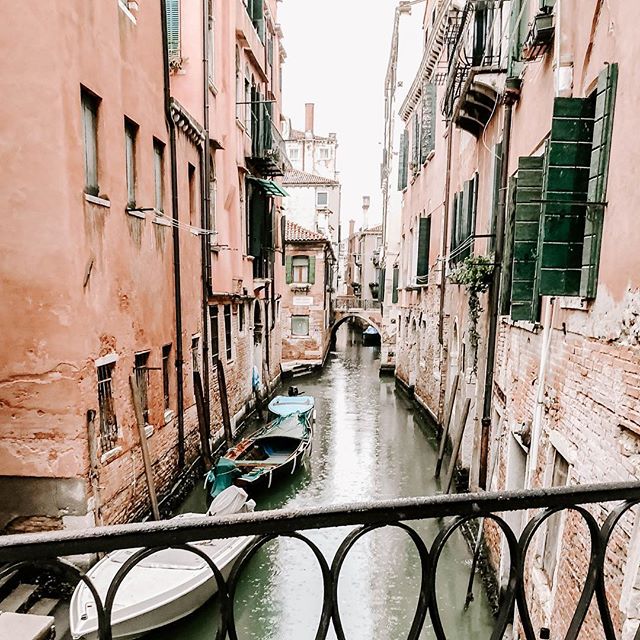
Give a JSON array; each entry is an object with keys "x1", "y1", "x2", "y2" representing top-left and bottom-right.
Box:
[{"x1": 330, "y1": 312, "x2": 384, "y2": 340}]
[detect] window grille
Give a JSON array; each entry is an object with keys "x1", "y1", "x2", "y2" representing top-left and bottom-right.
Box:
[
  {"x1": 134, "y1": 352, "x2": 150, "y2": 424},
  {"x1": 162, "y1": 345, "x2": 171, "y2": 410},
  {"x1": 97, "y1": 363, "x2": 118, "y2": 452}
]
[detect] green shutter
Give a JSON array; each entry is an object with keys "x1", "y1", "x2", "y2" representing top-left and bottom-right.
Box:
[
  {"x1": 489, "y1": 142, "x2": 503, "y2": 253},
  {"x1": 392, "y1": 267, "x2": 399, "y2": 303},
  {"x1": 537, "y1": 97, "x2": 595, "y2": 296},
  {"x1": 285, "y1": 256, "x2": 293, "y2": 283},
  {"x1": 398, "y1": 130, "x2": 409, "y2": 191},
  {"x1": 416, "y1": 217, "x2": 431, "y2": 281},
  {"x1": 166, "y1": 0, "x2": 180, "y2": 62},
  {"x1": 450, "y1": 192, "x2": 459, "y2": 254},
  {"x1": 511, "y1": 156, "x2": 544, "y2": 321},
  {"x1": 420, "y1": 82, "x2": 436, "y2": 163},
  {"x1": 500, "y1": 175, "x2": 518, "y2": 315},
  {"x1": 379, "y1": 268, "x2": 386, "y2": 302},
  {"x1": 308, "y1": 255, "x2": 316, "y2": 284},
  {"x1": 580, "y1": 63, "x2": 618, "y2": 298}
]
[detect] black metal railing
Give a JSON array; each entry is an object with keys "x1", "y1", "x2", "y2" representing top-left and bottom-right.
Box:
[
  {"x1": 335, "y1": 296, "x2": 381, "y2": 311},
  {"x1": 1, "y1": 483, "x2": 639, "y2": 639},
  {"x1": 248, "y1": 103, "x2": 288, "y2": 176}
]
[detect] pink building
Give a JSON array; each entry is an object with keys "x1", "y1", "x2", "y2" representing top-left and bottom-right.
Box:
[
  {"x1": 388, "y1": 0, "x2": 640, "y2": 635},
  {"x1": 281, "y1": 221, "x2": 335, "y2": 371},
  {"x1": 0, "y1": 0, "x2": 287, "y2": 531}
]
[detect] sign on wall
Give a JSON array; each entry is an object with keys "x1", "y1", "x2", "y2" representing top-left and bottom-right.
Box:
[{"x1": 293, "y1": 296, "x2": 314, "y2": 306}]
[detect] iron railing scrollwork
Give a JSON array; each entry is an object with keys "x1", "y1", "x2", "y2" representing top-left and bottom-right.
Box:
[{"x1": 0, "y1": 483, "x2": 639, "y2": 639}]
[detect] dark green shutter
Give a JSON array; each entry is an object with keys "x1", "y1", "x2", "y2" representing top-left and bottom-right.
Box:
[
  {"x1": 379, "y1": 268, "x2": 386, "y2": 302},
  {"x1": 308, "y1": 256, "x2": 316, "y2": 284},
  {"x1": 500, "y1": 175, "x2": 518, "y2": 315},
  {"x1": 537, "y1": 97, "x2": 595, "y2": 296},
  {"x1": 281, "y1": 215, "x2": 286, "y2": 265},
  {"x1": 398, "y1": 131, "x2": 408, "y2": 191},
  {"x1": 412, "y1": 113, "x2": 420, "y2": 172},
  {"x1": 511, "y1": 156, "x2": 544, "y2": 321},
  {"x1": 392, "y1": 267, "x2": 399, "y2": 303},
  {"x1": 285, "y1": 256, "x2": 293, "y2": 283},
  {"x1": 450, "y1": 192, "x2": 459, "y2": 255},
  {"x1": 489, "y1": 142, "x2": 503, "y2": 253},
  {"x1": 416, "y1": 217, "x2": 431, "y2": 281},
  {"x1": 420, "y1": 82, "x2": 436, "y2": 163},
  {"x1": 581, "y1": 63, "x2": 618, "y2": 298}
]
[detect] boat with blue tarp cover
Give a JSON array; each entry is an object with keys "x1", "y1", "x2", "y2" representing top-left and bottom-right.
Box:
[{"x1": 206, "y1": 395, "x2": 314, "y2": 497}]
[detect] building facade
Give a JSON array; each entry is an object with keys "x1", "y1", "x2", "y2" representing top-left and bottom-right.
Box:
[
  {"x1": 388, "y1": 0, "x2": 640, "y2": 636},
  {"x1": 281, "y1": 221, "x2": 335, "y2": 371},
  {"x1": 0, "y1": 0, "x2": 288, "y2": 531}
]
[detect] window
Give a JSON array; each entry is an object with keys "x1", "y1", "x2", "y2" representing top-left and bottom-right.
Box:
[
  {"x1": 235, "y1": 47, "x2": 242, "y2": 120},
  {"x1": 542, "y1": 450, "x2": 570, "y2": 581},
  {"x1": 209, "y1": 305, "x2": 219, "y2": 363},
  {"x1": 292, "y1": 256, "x2": 309, "y2": 283},
  {"x1": 316, "y1": 190, "x2": 328, "y2": 208},
  {"x1": 162, "y1": 344, "x2": 171, "y2": 411},
  {"x1": 224, "y1": 304, "x2": 232, "y2": 360},
  {"x1": 191, "y1": 336, "x2": 200, "y2": 374},
  {"x1": 97, "y1": 362, "x2": 118, "y2": 452},
  {"x1": 165, "y1": 0, "x2": 181, "y2": 65},
  {"x1": 124, "y1": 119, "x2": 138, "y2": 207},
  {"x1": 209, "y1": 154, "x2": 217, "y2": 234},
  {"x1": 153, "y1": 139, "x2": 165, "y2": 212},
  {"x1": 319, "y1": 147, "x2": 330, "y2": 160},
  {"x1": 398, "y1": 130, "x2": 409, "y2": 191},
  {"x1": 188, "y1": 163, "x2": 196, "y2": 226},
  {"x1": 289, "y1": 147, "x2": 299, "y2": 161},
  {"x1": 450, "y1": 174, "x2": 478, "y2": 265},
  {"x1": 238, "y1": 303, "x2": 245, "y2": 332},
  {"x1": 134, "y1": 351, "x2": 150, "y2": 424},
  {"x1": 291, "y1": 315, "x2": 310, "y2": 337},
  {"x1": 416, "y1": 217, "x2": 431, "y2": 285},
  {"x1": 81, "y1": 88, "x2": 100, "y2": 196}
]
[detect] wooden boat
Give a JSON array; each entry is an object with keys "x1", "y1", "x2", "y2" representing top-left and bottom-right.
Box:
[
  {"x1": 69, "y1": 487, "x2": 255, "y2": 640},
  {"x1": 209, "y1": 395, "x2": 315, "y2": 496},
  {"x1": 362, "y1": 325, "x2": 381, "y2": 345}
]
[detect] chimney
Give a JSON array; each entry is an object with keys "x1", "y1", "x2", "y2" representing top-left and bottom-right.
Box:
[
  {"x1": 349, "y1": 219, "x2": 355, "y2": 238},
  {"x1": 305, "y1": 103, "x2": 315, "y2": 134},
  {"x1": 362, "y1": 196, "x2": 370, "y2": 230}
]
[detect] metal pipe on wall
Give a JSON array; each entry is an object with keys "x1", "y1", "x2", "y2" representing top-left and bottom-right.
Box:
[{"x1": 160, "y1": 0, "x2": 185, "y2": 468}]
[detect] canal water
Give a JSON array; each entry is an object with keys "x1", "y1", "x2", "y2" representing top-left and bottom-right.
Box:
[{"x1": 158, "y1": 326, "x2": 494, "y2": 639}]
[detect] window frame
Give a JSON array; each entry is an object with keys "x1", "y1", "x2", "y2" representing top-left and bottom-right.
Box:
[
  {"x1": 209, "y1": 305, "x2": 220, "y2": 364},
  {"x1": 153, "y1": 139, "x2": 165, "y2": 212},
  {"x1": 97, "y1": 361, "x2": 118, "y2": 452},
  {"x1": 134, "y1": 351, "x2": 150, "y2": 425},
  {"x1": 316, "y1": 190, "x2": 329, "y2": 208},
  {"x1": 124, "y1": 118, "x2": 138, "y2": 208},
  {"x1": 162, "y1": 344, "x2": 172, "y2": 411},
  {"x1": 224, "y1": 304, "x2": 233, "y2": 361},
  {"x1": 81, "y1": 88, "x2": 100, "y2": 196},
  {"x1": 292, "y1": 255, "x2": 310, "y2": 284},
  {"x1": 291, "y1": 314, "x2": 310, "y2": 337}
]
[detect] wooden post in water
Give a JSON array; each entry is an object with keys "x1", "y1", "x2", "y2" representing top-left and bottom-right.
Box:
[
  {"x1": 216, "y1": 362, "x2": 233, "y2": 447},
  {"x1": 193, "y1": 371, "x2": 212, "y2": 469},
  {"x1": 435, "y1": 373, "x2": 459, "y2": 478},
  {"x1": 443, "y1": 397, "x2": 471, "y2": 494},
  {"x1": 129, "y1": 374, "x2": 160, "y2": 521}
]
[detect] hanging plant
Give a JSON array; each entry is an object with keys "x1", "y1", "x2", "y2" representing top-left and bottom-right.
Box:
[{"x1": 449, "y1": 254, "x2": 495, "y2": 374}]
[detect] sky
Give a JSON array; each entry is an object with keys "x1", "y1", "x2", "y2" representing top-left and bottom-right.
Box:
[{"x1": 278, "y1": 0, "x2": 423, "y2": 232}]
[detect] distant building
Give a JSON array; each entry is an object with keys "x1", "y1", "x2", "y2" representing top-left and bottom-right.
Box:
[
  {"x1": 283, "y1": 103, "x2": 338, "y2": 181},
  {"x1": 281, "y1": 221, "x2": 335, "y2": 372}
]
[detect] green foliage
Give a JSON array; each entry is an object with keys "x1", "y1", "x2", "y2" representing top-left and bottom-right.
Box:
[{"x1": 449, "y1": 254, "x2": 495, "y2": 373}]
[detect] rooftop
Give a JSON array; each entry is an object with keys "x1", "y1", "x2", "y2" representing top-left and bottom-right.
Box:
[
  {"x1": 285, "y1": 220, "x2": 329, "y2": 243},
  {"x1": 283, "y1": 168, "x2": 339, "y2": 187}
]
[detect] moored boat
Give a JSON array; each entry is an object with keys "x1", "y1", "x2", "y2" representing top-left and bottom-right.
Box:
[
  {"x1": 69, "y1": 486, "x2": 255, "y2": 640},
  {"x1": 208, "y1": 395, "x2": 314, "y2": 496}
]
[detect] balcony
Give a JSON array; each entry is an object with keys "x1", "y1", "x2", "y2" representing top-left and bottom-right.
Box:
[
  {"x1": 443, "y1": 0, "x2": 507, "y2": 137},
  {"x1": 247, "y1": 103, "x2": 289, "y2": 177},
  {"x1": 0, "y1": 482, "x2": 638, "y2": 638}
]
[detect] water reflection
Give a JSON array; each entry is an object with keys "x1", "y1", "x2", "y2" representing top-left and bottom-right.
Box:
[{"x1": 159, "y1": 326, "x2": 494, "y2": 639}]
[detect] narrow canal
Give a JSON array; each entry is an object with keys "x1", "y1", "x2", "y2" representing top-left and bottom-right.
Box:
[{"x1": 159, "y1": 326, "x2": 495, "y2": 639}]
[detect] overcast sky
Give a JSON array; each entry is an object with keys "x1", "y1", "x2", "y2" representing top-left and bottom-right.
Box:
[{"x1": 279, "y1": 0, "x2": 423, "y2": 232}]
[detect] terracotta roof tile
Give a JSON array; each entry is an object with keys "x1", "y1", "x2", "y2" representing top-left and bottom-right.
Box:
[
  {"x1": 285, "y1": 220, "x2": 328, "y2": 243},
  {"x1": 283, "y1": 168, "x2": 339, "y2": 186}
]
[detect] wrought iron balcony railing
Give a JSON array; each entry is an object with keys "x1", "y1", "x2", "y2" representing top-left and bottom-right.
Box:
[
  {"x1": 247, "y1": 102, "x2": 289, "y2": 177},
  {"x1": 335, "y1": 296, "x2": 381, "y2": 311},
  {"x1": 0, "y1": 482, "x2": 638, "y2": 639},
  {"x1": 443, "y1": 0, "x2": 507, "y2": 136}
]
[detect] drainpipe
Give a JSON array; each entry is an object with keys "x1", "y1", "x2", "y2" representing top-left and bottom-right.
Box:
[
  {"x1": 200, "y1": 0, "x2": 212, "y2": 434},
  {"x1": 437, "y1": 119, "x2": 454, "y2": 346},
  {"x1": 160, "y1": 0, "x2": 185, "y2": 468},
  {"x1": 478, "y1": 83, "x2": 519, "y2": 489}
]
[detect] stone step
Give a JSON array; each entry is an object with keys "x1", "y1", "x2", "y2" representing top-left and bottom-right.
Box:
[
  {"x1": 0, "y1": 612, "x2": 54, "y2": 640},
  {"x1": 0, "y1": 583, "x2": 38, "y2": 613},
  {"x1": 27, "y1": 598, "x2": 59, "y2": 617}
]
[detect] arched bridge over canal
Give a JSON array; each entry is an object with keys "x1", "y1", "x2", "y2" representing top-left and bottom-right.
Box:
[{"x1": 332, "y1": 296, "x2": 387, "y2": 343}]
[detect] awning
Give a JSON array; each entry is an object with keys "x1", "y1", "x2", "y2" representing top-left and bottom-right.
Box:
[{"x1": 249, "y1": 177, "x2": 289, "y2": 198}]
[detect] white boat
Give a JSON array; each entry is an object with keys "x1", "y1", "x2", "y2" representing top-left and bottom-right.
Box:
[{"x1": 69, "y1": 486, "x2": 255, "y2": 640}]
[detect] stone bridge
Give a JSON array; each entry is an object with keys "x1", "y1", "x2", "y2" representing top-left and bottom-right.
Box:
[{"x1": 332, "y1": 296, "x2": 388, "y2": 343}]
